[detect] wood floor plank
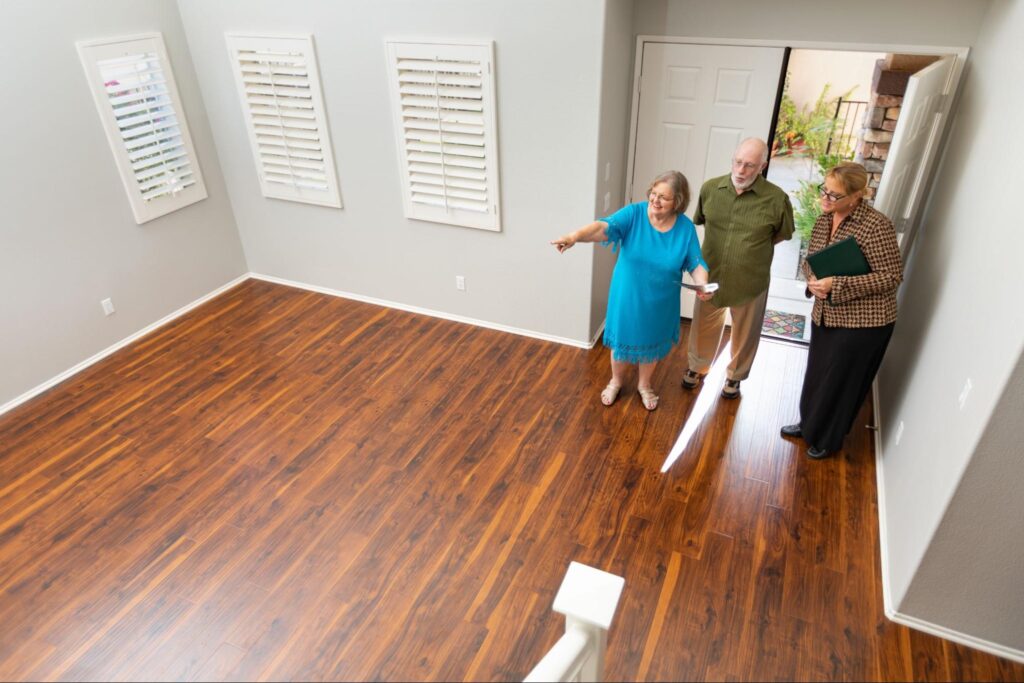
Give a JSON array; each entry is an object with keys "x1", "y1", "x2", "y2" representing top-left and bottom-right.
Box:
[
  {"x1": 674, "y1": 531, "x2": 752, "y2": 681},
  {"x1": 188, "y1": 642, "x2": 247, "y2": 683},
  {"x1": 909, "y1": 627, "x2": 954, "y2": 681},
  {"x1": 635, "y1": 549, "x2": 683, "y2": 680},
  {"x1": 1, "y1": 280, "x2": 1020, "y2": 681}
]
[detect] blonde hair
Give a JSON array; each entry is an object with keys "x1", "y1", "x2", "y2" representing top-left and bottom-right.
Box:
[
  {"x1": 647, "y1": 171, "x2": 690, "y2": 214},
  {"x1": 827, "y1": 161, "x2": 869, "y2": 196}
]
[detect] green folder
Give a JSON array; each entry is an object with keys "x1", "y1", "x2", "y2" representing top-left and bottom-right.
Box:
[{"x1": 805, "y1": 236, "x2": 870, "y2": 278}]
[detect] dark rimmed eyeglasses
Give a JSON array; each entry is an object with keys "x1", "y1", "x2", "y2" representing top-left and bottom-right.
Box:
[{"x1": 817, "y1": 184, "x2": 848, "y2": 202}]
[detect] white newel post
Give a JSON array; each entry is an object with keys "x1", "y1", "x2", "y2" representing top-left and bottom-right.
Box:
[{"x1": 524, "y1": 561, "x2": 625, "y2": 683}]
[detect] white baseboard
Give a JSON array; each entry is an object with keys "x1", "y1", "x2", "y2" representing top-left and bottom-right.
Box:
[
  {"x1": 871, "y1": 381, "x2": 1024, "y2": 664},
  {"x1": 886, "y1": 608, "x2": 1024, "y2": 664},
  {"x1": 871, "y1": 382, "x2": 895, "y2": 611},
  {"x1": 1, "y1": 272, "x2": 598, "y2": 419},
  {"x1": 249, "y1": 272, "x2": 596, "y2": 351},
  {"x1": 0, "y1": 274, "x2": 250, "y2": 418}
]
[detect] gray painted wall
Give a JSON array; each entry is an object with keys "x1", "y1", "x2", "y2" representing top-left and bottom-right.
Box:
[
  {"x1": 590, "y1": 0, "x2": 635, "y2": 341},
  {"x1": 899, "y1": 348, "x2": 1024, "y2": 649},
  {"x1": 175, "y1": 0, "x2": 608, "y2": 345},
  {"x1": 877, "y1": 0, "x2": 1024, "y2": 650},
  {"x1": 0, "y1": 0, "x2": 246, "y2": 408}
]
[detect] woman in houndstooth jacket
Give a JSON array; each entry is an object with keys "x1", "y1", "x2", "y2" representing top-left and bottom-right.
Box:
[{"x1": 781, "y1": 162, "x2": 903, "y2": 459}]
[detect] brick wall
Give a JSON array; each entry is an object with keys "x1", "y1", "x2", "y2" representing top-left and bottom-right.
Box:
[{"x1": 855, "y1": 54, "x2": 939, "y2": 201}]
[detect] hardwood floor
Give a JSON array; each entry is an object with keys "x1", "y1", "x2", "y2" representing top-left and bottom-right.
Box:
[{"x1": 0, "y1": 279, "x2": 1020, "y2": 681}]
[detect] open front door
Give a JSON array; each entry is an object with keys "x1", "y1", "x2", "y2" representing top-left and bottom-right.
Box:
[
  {"x1": 629, "y1": 42, "x2": 785, "y2": 318},
  {"x1": 873, "y1": 55, "x2": 956, "y2": 255}
]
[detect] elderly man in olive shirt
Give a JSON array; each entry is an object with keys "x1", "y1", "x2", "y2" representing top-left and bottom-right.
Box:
[{"x1": 682, "y1": 137, "x2": 795, "y2": 399}]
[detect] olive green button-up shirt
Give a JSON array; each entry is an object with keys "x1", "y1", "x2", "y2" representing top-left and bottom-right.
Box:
[{"x1": 693, "y1": 174, "x2": 794, "y2": 307}]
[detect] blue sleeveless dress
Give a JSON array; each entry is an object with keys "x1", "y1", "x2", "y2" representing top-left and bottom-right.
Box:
[{"x1": 602, "y1": 202, "x2": 706, "y2": 364}]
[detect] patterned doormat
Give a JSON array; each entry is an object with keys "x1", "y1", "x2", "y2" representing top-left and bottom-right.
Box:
[{"x1": 762, "y1": 309, "x2": 807, "y2": 340}]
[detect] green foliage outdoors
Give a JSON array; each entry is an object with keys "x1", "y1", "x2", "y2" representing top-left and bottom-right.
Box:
[
  {"x1": 773, "y1": 73, "x2": 858, "y2": 250},
  {"x1": 793, "y1": 180, "x2": 820, "y2": 247},
  {"x1": 774, "y1": 79, "x2": 855, "y2": 159},
  {"x1": 794, "y1": 152, "x2": 849, "y2": 245}
]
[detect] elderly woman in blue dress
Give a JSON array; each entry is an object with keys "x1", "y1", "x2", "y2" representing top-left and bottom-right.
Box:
[{"x1": 552, "y1": 171, "x2": 710, "y2": 410}]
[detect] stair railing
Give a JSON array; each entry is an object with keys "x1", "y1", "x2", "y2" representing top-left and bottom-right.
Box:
[{"x1": 524, "y1": 561, "x2": 625, "y2": 683}]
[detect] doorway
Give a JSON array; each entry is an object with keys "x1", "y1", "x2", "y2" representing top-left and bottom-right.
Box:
[
  {"x1": 764, "y1": 48, "x2": 884, "y2": 343},
  {"x1": 626, "y1": 41, "x2": 786, "y2": 320},
  {"x1": 625, "y1": 38, "x2": 964, "y2": 344}
]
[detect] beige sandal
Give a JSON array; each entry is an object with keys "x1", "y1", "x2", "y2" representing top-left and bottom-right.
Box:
[
  {"x1": 601, "y1": 382, "x2": 622, "y2": 406},
  {"x1": 638, "y1": 387, "x2": 659, "y2": 411}
]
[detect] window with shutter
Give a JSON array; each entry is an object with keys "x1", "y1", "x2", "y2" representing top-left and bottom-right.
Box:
[
  {"x1": 77, "y1": 33, "x2": 207, "y2": 225},
  {"x1": 386, "y1": 41, "x2": 501, "y2": 232},
  {"x1": 226, "y1": 33, "x2": 341, "y2": 208}
]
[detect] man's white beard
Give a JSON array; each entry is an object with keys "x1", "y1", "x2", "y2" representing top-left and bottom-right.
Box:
[{"x1": 733, "y1": 174, "x2": 755, "y2": 191}]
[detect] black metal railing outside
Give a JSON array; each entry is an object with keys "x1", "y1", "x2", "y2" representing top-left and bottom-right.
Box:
[{"x1": 826, "y1": 98, "x2": 867, "y2": 157}]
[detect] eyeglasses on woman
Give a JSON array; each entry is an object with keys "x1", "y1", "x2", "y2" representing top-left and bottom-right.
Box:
[{"x1": 817, "y1": 183, "x2": 848, "y2": 202}]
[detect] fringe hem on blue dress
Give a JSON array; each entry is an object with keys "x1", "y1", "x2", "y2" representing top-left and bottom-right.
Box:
[{"x1": 604, "y1": 335, "x2": 677, "y2": 365}]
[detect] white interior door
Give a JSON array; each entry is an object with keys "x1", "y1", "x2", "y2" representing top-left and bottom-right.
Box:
[
  {"x1": 629, "y1": 42, "x2": 785, "y2": 317},
  {"x1": 873, "y1": 55, "x2": 955, "y2": 255}
]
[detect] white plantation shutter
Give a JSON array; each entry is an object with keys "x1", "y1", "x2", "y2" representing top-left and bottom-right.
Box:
[
  {"x1": 386, "y1": 41, "x2": 501, "y2": 231},
  {"x1": 77, "y1": 33, "x2": 207, "y2": 224},
  {"x1": 226, "y1": 34, "x2": 341, "y2": 208}
]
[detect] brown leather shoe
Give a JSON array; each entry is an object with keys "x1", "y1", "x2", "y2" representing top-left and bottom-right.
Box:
[
  {"x1": 721, "y1": 379, "x2": 741, "y2": 399},
  {"x1": 681, "y1": 369, "x2": 705, "y2": 389}
]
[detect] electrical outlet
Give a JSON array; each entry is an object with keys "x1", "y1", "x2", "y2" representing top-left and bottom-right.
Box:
[
  {"x1": 603, "y1": 191, "x2": 611, "y2": 212},
  {"x1": 958, "y1": 377, "x2": 972, "y2": 410},
  {"x1": 894, "y1": 420, "x2": 904, "y2": 446},
  {"x1": 101, "y1": 298, "x2": 115, "y2": 316},
  {"x1": 455, "y1": 275, "x2": 466, "y2": 291}
]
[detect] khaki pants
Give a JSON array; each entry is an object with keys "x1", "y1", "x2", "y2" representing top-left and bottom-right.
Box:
[{"x1": 687, "y1": 289, "x2": 768, "y2": 381}]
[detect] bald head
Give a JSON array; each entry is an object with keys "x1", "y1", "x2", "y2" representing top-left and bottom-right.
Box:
[
  {"x1": 737, "y1": 137, "x2": 769, "y2": 163},
  {"x1": 731, "y1": 137, "x2": 768, "y2": 191}
]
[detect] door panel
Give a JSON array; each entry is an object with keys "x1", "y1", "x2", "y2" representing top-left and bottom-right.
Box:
[
  {"x1": 873, "y1": 55, "x2": 955, "y2": 254},
  {"x1": 630, "y1": 43, "x2": 785, "y2": 317}
]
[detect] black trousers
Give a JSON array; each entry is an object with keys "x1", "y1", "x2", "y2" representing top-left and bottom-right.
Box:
[{"x1": 799, "y1": 322, "x2": 895, "y2": 452}]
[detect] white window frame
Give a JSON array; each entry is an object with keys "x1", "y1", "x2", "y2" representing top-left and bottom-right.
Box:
[
  {"x1": 385, "y1": 39, "x2": 501, "y2": 232},
  {"x1": 77, "y1": 32, "x2": 207, "y2": 224},
  {"x1": 225, "y1": 32, "x2": 342, "y2": 209}
]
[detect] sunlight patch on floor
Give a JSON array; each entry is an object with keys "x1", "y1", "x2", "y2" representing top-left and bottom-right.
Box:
[{"x1": 661, "y1": 341, "x2": 731, "y2": 473}]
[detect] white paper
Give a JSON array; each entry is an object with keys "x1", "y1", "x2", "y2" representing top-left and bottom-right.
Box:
[{"x1": 680, "y1": 282, "x2": 719, "y2": 294}]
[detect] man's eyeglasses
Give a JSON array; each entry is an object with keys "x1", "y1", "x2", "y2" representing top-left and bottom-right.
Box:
[{"x1": 817, "y1": 184, "x2": 848, "y2": 202}]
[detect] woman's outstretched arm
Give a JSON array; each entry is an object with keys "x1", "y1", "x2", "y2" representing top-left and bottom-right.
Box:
[{"x1": 550, "y1": 221, "x2": 609, "y2": 253}]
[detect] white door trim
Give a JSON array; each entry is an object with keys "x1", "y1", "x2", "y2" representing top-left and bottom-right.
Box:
[{"x1": 624, "y1": 35, "x2": 969, "y2": 205}]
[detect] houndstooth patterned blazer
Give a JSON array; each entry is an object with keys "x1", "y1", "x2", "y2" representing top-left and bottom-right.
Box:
[{"x1": 802, "y1": 202, "x2": 903, "y2": 328}]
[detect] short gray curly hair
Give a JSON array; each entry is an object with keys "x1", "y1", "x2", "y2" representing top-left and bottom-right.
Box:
[{"x1": 646, "y1": 171, "x2": 690, "y2": 214}]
